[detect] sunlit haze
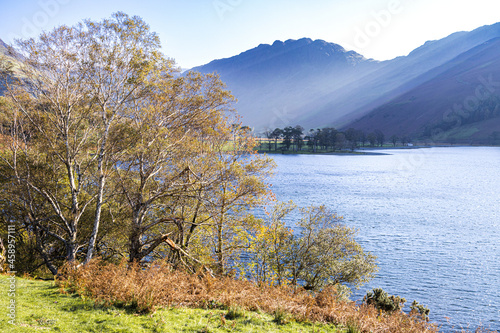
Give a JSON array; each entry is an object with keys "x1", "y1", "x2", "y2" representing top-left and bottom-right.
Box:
[{"x1": 1, "y1": 0, "x2": 499, "y2": 68}]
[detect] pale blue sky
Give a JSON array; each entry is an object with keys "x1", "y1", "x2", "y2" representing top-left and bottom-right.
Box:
[{"x1": 1, "y1": 0, "x2": 499, "y2": 68}]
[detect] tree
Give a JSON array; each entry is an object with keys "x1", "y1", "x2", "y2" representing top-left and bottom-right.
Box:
[
  {"x1": 292, "y1": 125, "x2": 304, "y2": 151},
  {"x1": 108, "y1": 71, "x2": 229, "y2": 264},
  {"x1": 344, "y1": 128, "x2": 360, "y2": 151},
  {"x1": 1, "y1": 25, "x2": 106, "y2": 270},
  {"x1": 271, "y1": 128, "x2": 282, "y2": 151},
  {"x1": 358, "y1": 130, "x2": 367, "y2": 147},
  {"x1": 344, "y1": 128, "x2": 358, "y2": 150},
  {"x1": 367, "y1": 132, "x2": 377, "y2": 147},
  {"x1": 317, "y1": 128, "x2": 338, "y2": 151},
  {"x1": 374, "y1": 130, "x2": 385, "y2": 147},
  {"x1": 110, "y1": 70, "x2": 275, "y2": 272},
  {"x1": 248, "y1": 202, "x2": 295, "y2": 286},
  {"x1": 335, "y1": 133, "x2": 346, "y2": 151},
  {"x1": 263, "y1": 129, "x2": 273, "y2": 151},
  {"x1": 0, "y1": 12, "x2": 275, "y2": 275},
  {"x1": 0, "y1": 13, "x2": 175, "y2": 272},
  {"x1": 344, "y1": 128, "x2": 363, "y2": 151},
  {"x1": 390, "y1": 134, "x2": 399, "y2": 147},
  {"x1": 248, "y1": 202, "x2": 377, "y2": 291},
  {"x1": 82, "y1": 12, "x2": 176, "y2": 265},
  {"x1": 282, "y1": 126, "x2": 294, "y2": 151},
  {"x1": 305, "y1": 129, "x2": 320, "y2": 153},
  {"x1": 203, "y1": 136, "x2": 274, "y2": 273}
]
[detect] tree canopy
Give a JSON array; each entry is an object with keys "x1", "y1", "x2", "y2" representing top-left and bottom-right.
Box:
[
  {"x1": 247, "y1": 202, "x2": 377, "y2": 291},
  {"x1": 0, "y1": 12, "x2": 274, "y2": 275},
  {"x1": 0, "y1": 13, "x2": 376, "y2": 295}
]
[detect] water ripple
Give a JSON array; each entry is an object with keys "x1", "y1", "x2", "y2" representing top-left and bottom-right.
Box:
[{"x1": 270, "y1": 147, "x2": 500, "y2": 332}]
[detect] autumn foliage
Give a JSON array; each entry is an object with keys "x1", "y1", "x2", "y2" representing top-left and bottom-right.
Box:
[
  {"x1": 57, "y1": 259, "x2": 438, "y2": 333},
  {"x1": 0, "y1": 11, "x2": 462, "y2": 333}
]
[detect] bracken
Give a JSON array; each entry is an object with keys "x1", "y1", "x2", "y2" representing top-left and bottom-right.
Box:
[{"x1": 56, "y1": 259, "x2": 439, "y2": 333}]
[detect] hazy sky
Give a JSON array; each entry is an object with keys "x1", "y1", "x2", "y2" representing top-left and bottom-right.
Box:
[{"x1": 1, "y1": 0, "x2": 499, "y2": 68}]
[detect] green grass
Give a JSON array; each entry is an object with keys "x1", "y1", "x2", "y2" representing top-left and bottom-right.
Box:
[
  {"x1": 0, "y1": 275, "x2": 341, "y2": 332},
  {"x1": 434, "y1": 125, "x2": 480, "y2": 142}
]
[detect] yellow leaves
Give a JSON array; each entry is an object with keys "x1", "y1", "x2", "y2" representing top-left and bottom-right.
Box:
[
  {"x1": 245, "y1": 201, "x2": 378, "y2": 290},
  {"x1": 1, "y1": 12, "x2": 281, "y2": 273}
]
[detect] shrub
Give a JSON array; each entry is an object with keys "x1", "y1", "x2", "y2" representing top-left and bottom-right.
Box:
[
  {"x1": 345, "y1": 323, "x2": 361, "y2": 333},
  {"x1": 410, "y1": 300, "x2": 430, "y2": 322},
  {"x1": 247, "y1": 203, "x2": 378, "y2": 291},
  {"x1": 363, "y1": 288, "x2": 406, "y2": 313}
]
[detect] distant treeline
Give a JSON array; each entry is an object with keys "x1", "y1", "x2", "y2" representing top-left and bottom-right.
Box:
[{"x1": 260, "y1": 126, "x2": 412, "y2": 152}]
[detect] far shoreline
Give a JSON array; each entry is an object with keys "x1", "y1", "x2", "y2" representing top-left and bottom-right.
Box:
[
  {"x1": 255, "y1": 144, "x2": 499, "y2": 156},
  {"x1": 256, "y1": 145, "x2": 432, "y2": 156},
  {"x1": 256, "y1": 150, "x2": 391, "y2": 156}
]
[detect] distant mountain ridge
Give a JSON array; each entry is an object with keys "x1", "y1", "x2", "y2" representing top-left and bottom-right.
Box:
[
  {"x1": 192, "y1": 38, "x2": 378, "y2": 130},
  {"x1": 196, "y1": 38, "x2": 369, "y2": 76},
  {"x1": 192, "y1": 23, "x2": 500, "y2": 143}
]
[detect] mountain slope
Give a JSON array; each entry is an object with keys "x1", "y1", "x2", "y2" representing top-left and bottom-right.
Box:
[
  {"x1": 344, "y1": 37, "x2": 500, "y2": 144},
  {"x1": 192, "y1": 38, "x2": 377, "y2": 130},
  {"x1": 0, "y1": 39, "x2": 8, "y2": 53},
  {"x1": 192, "y1": 23, "x2": 500, "y2": 137},
  {"x1": 0, "y1": 39, "x2": 10, "y2": 95},
  {"x1": 0, "y1": 38, "x2": 23, "y2": 63},
  {"x1": 298, "y1": 22, "x2": 500, "y2": 129},
  {"x1": 0, "y1": 38, "x2": 23, "y2": 95}
]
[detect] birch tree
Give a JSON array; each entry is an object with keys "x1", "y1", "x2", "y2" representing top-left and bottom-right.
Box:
[
  {"x1": 0, "y1": 12, "x2": 174, "y2": 272},
  {"x1": 111, "y1": 71, "x2": 275, "y2": 270},
  {"x1": 1, "y1": 12, "x2": 275, "y2": 275}
]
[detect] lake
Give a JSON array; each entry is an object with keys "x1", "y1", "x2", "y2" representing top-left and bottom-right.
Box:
[{"x1": 269, "y1": 147, "x2": 500, "y2": 332}]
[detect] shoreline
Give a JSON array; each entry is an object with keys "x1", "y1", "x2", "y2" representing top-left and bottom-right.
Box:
[
  {"x1": 256, "y1": 150, "x2": 391, "y2": 156},
  {"x1": 256, "y1": 144, "x2": 499, "y2": 156},
  {"x1": 255, "y1": 145, "x2": 429, "y2": 156}
]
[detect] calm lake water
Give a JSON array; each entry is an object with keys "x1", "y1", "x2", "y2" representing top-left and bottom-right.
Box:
[{"x1": 269, "y1": 147, "x2": 500, "y2": 332}]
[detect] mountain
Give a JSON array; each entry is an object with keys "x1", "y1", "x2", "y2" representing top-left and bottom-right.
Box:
[
  {"x1": 324, "y1": 22, "x2": 500, "y2": 128},
  {"x1": 0, "y1": 39, "x2": 7, "y2": 52},
  {"x1": 345, "y1": 38, "x2": 500, "y2": 144},
  {"x1": 0, "y1": 38, "x2": 23, "y2": 95},
  {"x1": 0, "y1": 38, "x2": 23, "y2": 62},
  {"x1": 0, "y1": 39, "x2": 10, "y2": 94},
  {"x1": 2, "y1": 22, "x2": 500, "y2": 143},
  {"x1": 191, "y1": 38, "x2": 378, "y2": 130},
  {"x1": 191, "y1": 23, "x2": 500, "y2": 143}
]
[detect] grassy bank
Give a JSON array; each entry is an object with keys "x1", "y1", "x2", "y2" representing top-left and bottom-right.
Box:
[{"x1": 0, "y1": 275, "x2": 338, "y2": 332}]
